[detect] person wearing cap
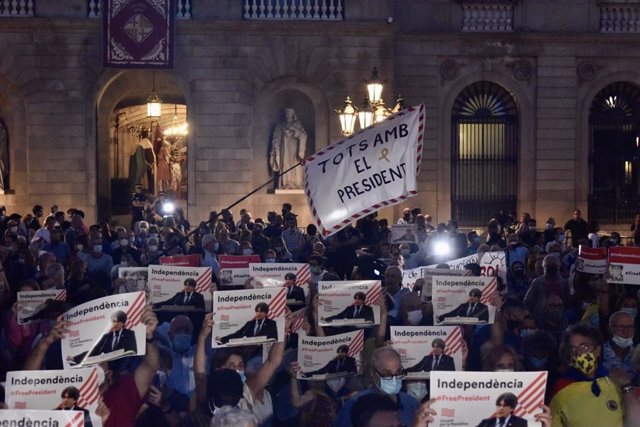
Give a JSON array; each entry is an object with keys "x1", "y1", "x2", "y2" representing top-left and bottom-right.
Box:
[
  {"x1": 405, "y1": 338, "x2": 456, "y2": 373},
  {"x1": 437, "y1": 288, "x2": 489, "y2": 323},
  {"x1": 284, "y1": 272, "x2": 305, "y2": 309},
  {"x1": 154, "y1": 278, "x2": 205, "y2": 310},
  {"x1": 218, "y1": 302, "x2": 278, "y2": 344}
]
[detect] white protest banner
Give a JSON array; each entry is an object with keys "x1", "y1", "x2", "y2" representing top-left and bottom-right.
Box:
[
  {"x1": 391, "y1": 224, "x2": 417, "y2": 244},
  {"x1": 430, "y1": 371, "x2": 547, "y2": 427},
  {"x1": 391, "y1": 326, "x2": 464, "y2": 379},
  {"x1": 117, "y1": 267, "x2": 148, "y2": 294},
  {"x1": 402, "y1": 266, "x2": 425, "y2": 290},
  {"x1": 148, "y1": 265, "x2": 212, "y2": 311},
  {"x1": 249, "y1": 262, "x2": 311, "y2": 297},
  {"x1": 6, "y1": 367, "x2": 103, "y2": 426},
  {"x1": 608, "y1": 246, "x2": 640, "y2": 285},
  {"x1": 17, "y1": 289, "x2": 67, "y2": 325},
  {"x1": 0, "y1": 409, "x2": 85, "y2": 427},
  {"x1": 427, "y1": 253, "x2": 478, "y2": 270},
  {"x1": 479, "y1": 251, "x2": 507, "y2": 281},
  {"x1": 219, "y1": 255, "x2": 261, "y2": 287},
  {"x1": 304, "y1": 105, "x2": 425, "y2": 236},
  {"x1": 62, "y1": 291, "x2": 146, "y2": 369},
  {"x1": 577, "y1": 246, "x2": 607, "y2": 274},
  {"x1": 421, "y1": 268, "x2": 471, "y2": 302},
  {"x1": 212, "y1": 287, "x2": 287, "y2": 348},
  {"x1": 433, "y1": 276, "x2": 498, "y2": 325},
  {"x1": 318, "y1": 280, "x2": 381, "y2": 327},
  {"x1": 297, "y1": 330, "x2": 364, "y2": 380}
]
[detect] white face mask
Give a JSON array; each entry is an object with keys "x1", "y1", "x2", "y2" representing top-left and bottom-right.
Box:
[
  {"x1": 326, "y1": 377, "x2": 346, "y2": 393},
  {"x1": 148, "y1": 245, "x2": 158, "y2": 252},
  {"x1": 120, "y1": 239, "x2": 129, "y2": 247},
  {"x1": 242, "y1": 248, "x2": 253, "y2": 255},
  {"x1": 93, "y1": 245, "x2": 103, "y2": 253},
  {"x1": 77, "y1": 244, "x2": 84, "y2": 251},
  {"x1": 612, "y1": 335, "x2": 634, "y2": 348},
  {"x1": 406, "y1": 310, "x2": 423, "y2": 326},
  {"x1": 406, "y1": 382, "x2": 428, "y2": 401}
]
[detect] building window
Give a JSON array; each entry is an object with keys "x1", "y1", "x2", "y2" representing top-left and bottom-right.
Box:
[
  {"x1": 589, "y1": 82, "x2": 640, "y2": 223},
  {"x1": 451, "y1": 81, "x2": 518, "y2": 225},
  {"x1": 599, "y1": 1, "x2": 640, "y2": 33}
]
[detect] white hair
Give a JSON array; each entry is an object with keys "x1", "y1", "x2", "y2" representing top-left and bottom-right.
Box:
[{"x1": 210, "y1": 407, "x2": 257, "y2": 427}]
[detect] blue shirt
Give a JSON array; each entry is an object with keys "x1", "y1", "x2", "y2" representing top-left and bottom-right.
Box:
[{"x1": 334, "y1": 387, "x2": 419, "y2": 427}]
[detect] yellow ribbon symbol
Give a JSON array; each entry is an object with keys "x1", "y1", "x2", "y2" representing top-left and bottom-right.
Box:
[{"x1": 379, "y1": 148, "x2": 390, "y2": 162}]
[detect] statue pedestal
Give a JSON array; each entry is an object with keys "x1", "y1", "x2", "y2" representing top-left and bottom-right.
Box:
[{"x1": 274, "y1": 189, "x2": 304, "y2": 195}]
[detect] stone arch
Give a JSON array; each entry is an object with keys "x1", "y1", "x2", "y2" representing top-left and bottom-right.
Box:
[
  {"x1": 0, "y1": 75, "x2": 27, "y2": 209},
  {"x1": 249, "y1": 76, "x2": 330, "y2": 222},
  {"x1": 92, "y1": 69, "x2": 192, "y2": 222},
  {"x1": 437, "y1": 68, "x2": 535, "y2": 224}
]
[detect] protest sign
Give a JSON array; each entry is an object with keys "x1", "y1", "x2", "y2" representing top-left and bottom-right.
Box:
[
  {"x1": 608, "y1": 246, "x2": 640, "y2": 285},
  {"x1": 479, "y1": 251, "x2": 507, "y2": 281},
  {"x1": 304, "y1": 105, "x2": 425, "y2": 236},
  {"x1": 427, "y1": 253, "x2": 478, "y2": 270},
  {"x1": 391, "y1": 326, "x2": 464, "y2": 379},
  {"x1": 421, "y1": 268, "x2": 471, "y2": 302},
  {"x1": 160, "y1": 253, "x2": 201, "y2": 267},
  {"x1": 430, "y1": 371, "x2": 547, "y2": 427},
  {"x1": 249, "y1": 262, "x2": 311, "y2": 300},
  {"x1": 391, "y1": 224, "x2": 417, "y2": 244},
  {"x1": 576, "y1": 246, "x2": 607, "y2": 274},
  {"x1": 219, "y1": 255, "x2": 261, "y2": 287},
  {"x1": 318, "y1": 280, "x2": 381, "y2": 327},
  {"x1": 148, "y1": 265, "x2": 212, "y2": 311},
  {"x1": 433, "y1": 276, "x2": 498, "y2": 325},
  {"x1": 117, "y1": 267, "x2": 148, "y2": 294},
  {"x1": 62, "y1": 291, "x2": 146, "y2": 369},
  {"x1": 0, "y1": 409, "x2": 85, "y2": 427},
  {"x1": 212, "y1": 287, "x2": 287, "y2": 348},
  {"x1": 6, "y1": 367, "x2": 103, "y2": 426},
  {"x1": 297, "y1": 330, "x2": 364, "y2": 380},
  {"x1": 402, "y1": 266, "x2": 425, "y2": 290},
  {"x1": 17, "y1": 289, "x2": 67, "y2": 325}
]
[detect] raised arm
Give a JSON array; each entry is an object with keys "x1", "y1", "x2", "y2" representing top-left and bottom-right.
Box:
[
  {"x1": 194, "y1": 312, "x2": 213, "y2": 404},
  {"x1": 246, "y1": 340, "x2": 284, "y2": 399},
  {"x1": 23, "y1": 314, "x2": 68, "y2": 370},
  {"x1": 134, "y1": 305, "x2": 159, "y2": 399}
]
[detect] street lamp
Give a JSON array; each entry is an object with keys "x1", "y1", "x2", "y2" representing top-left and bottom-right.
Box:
[
  {"x1": 147, "y1": 72, "x2": 162, "y2": 118},
  {"x1": 337, "y1": 67, "x2": 403, "y2": 136}
]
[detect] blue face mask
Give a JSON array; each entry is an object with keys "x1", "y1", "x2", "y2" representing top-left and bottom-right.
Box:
[
  {"x1": 622, "y1": 308, "x2": 638, "y2": 319},
  {"x1": 528, "y1": 356, "x2": 548, "y2": 368},
  {"x1": 172, "y1": 333, "x2": 191, "y2": 353},
  {"x1": 379, "y1": 376, "x2": 402, "y2": 396}
]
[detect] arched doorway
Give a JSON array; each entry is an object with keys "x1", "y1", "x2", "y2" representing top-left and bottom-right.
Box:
[
  {"x1": 588, "y1": 81, "x2": 640, "y2": 223},
  {"x1": 96, "y1": 71, "x2": 189, "y2": 225},
  {"x1": 451, "y1": 81, "x2": 518, "y2": 225}
]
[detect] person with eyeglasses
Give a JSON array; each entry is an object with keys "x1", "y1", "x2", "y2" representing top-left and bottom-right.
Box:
[
  {"x1": 603, "y1": 311, "x2": 637, "y2": 381},
  {"x1": 550, "y1": 324, "x2": 628, "y2": 427},
  {"x1": 334, "y1": 347, "x2": 420, "y2": 427}
]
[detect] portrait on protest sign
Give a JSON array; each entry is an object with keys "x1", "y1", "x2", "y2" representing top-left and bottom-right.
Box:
[
  {"x1": 249, "y1": 262, "x2": 311, "y2": 299},
  {"x1": 148, "y1": 265, "x2": 212, "y2": 311},
  {"x1": 17, "y1": 289, "x2": 67, "y2": 325},
  {"x1": 62, "y1": 291, "x2": 147, "y2": 369},
  {"x1": 212, "y1": 287, "x2": 287, "y2": 348},
  {"x1": 433, "y1": 276, "x2": 498, "y2": 325},
  {"x1": 391, "y1": 224, "x2": 417, "y2": 243},
  {"x1": 608, "y1": 246, "x2": 640, "y2": 285},
  {"x1": 430, "y1": 371, "x2": 547, "y2": 427},
  {"x1": 297, "y1": 330, "x2": 364, "y2": 380},
  {"x1": 118, "y1": 267, "x2": 148, "y2": 294},
  {"x1": 576, "y1": 246, "x2": 607, "y2": 274},
  {"x1": 219, "y1": 254, "x2": 261, "y2": 287},
  {"x1": 6, "y1": 367, "x2": 103, "y2": 427},
  {"x1": 391, "y1": 326, "x2": 464, "y2": 379},
  {"x1": 318, "y1": 280, "x2": 382, "y2": 327},
  {"x1": 421, "y1": 268, "x2": 471, "y2": 302}
]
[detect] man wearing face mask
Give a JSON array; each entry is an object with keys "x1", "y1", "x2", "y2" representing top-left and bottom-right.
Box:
[
  {"x1": 603, "y1": 311, "x2": 637, "y2": 380},
  {"x1": 201, "y1": 233, "x2": 221, "y2": 275},
  {"x1": 400, "y1": 292, "x2": 429, "y2": 326},
  {"x1": 83, "y1": 237, "x2": 113, "y2": 277},
  {"x1": 334, "y1": 347, "x2": 419, "y2": 427},
  {"x1": 563, "y1": 209, "x2": 588, "y2": 248},
  {"x1": 160, "y1": 315, "x2": 197, "y2": 399},
  {"x1": 551, "y1": 324, "x2": 625, "y2": 427},
  {"x1": 384, "y1": 266, "x2": 411, "y2": 324}
]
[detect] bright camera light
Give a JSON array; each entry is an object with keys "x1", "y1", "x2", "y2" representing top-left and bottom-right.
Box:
[
  {"x1": 434, "y1": 240, "x2": 451, "y2": 257},
  {"x1": 162, "y1": 201, "x2": 175, "y2": 215}
]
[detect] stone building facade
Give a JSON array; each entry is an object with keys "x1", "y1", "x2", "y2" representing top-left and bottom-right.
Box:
[{"x1": 0, "y1": 0, "x2": 639, "y2": 229}]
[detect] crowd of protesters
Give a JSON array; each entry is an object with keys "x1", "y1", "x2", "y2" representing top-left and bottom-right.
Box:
[{"x1": 0, "y1": 198, "x2": 639, "y2": 427}]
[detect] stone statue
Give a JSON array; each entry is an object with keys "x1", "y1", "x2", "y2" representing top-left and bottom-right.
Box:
[{"x1": 270, "y1": 108, "x2": 307, "y2": 190}]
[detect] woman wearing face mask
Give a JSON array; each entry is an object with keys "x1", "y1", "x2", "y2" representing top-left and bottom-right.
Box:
[
  {"x1": 140, "y1": 237, "x2": 162, "y2": 267},
  {"x1": 602, "y1": 311, "x2": 637, "y2": 379},
  {"x1": 288, "y1": 361, "x2": 356, "y2": 427},
  {"x1": 194, "y1": 313, "x2": 285, "y2": 426},
  {"x1": 271, "y1": 236, "x2": 293, "y2": 263},
  {"x1": 522, "y1": 331, "x2": 560, "y2": 402},
  {"x1": 482, "y1": 345, "x2": 522, "y2": 372},
  {"x1": 524, "y1": 255, "x2": 570, "y2": 320}
]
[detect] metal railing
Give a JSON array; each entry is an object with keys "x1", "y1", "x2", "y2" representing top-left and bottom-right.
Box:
[
  {"x1": 88, "y1": 0, "x2": 192, "y2": 19},
  {"x1": 243, "y1": 0, "x2": 344, "y2": 20}
]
